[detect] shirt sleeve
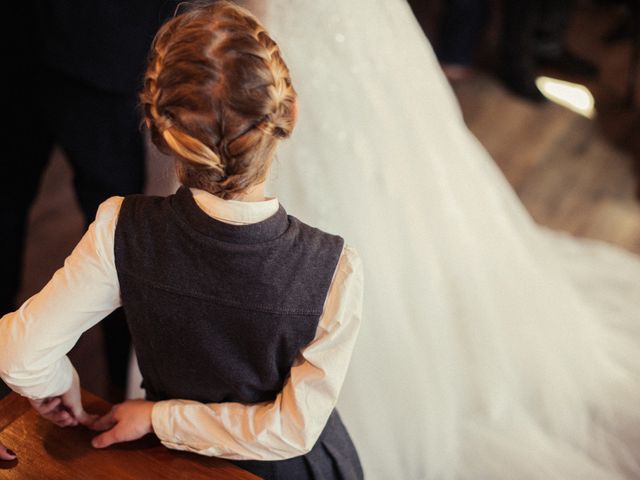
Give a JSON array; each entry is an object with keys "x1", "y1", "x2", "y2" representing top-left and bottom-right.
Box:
[
  {"x1": 0, "y1": 197, "x2": 124, "y2": 399},
  {"x1": 151, "y1": 244, "x2": 364, "y2": 461}
]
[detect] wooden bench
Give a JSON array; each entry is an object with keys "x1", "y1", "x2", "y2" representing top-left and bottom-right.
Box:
[{"x1": 0, "y1": 390, "x2": 260, "y2": 479}]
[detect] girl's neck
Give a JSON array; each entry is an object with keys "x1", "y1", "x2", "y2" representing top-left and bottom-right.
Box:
[{"x1": 230, "y1": 181, "x2": 267, "y2": 202}]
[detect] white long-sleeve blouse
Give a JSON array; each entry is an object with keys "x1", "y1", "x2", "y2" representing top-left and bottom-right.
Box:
[{"x1": 0, "y1": 188, "x2": 363, "y2": 461}]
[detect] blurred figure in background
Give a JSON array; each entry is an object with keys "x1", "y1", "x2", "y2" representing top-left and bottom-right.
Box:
[
  {"x1": 435, "y1": 0, "x2": 491, "y2": 81},
  {"x1": 1, "y1": 1, "x2": 176, "y2": 401},
  {"x1": 411, "y1": 0, "x2": 599, "y2": 101}
]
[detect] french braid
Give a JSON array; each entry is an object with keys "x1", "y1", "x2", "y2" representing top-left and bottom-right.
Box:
[{"x1": 139, "y1": 1, "x2": 297, "y2": 198}]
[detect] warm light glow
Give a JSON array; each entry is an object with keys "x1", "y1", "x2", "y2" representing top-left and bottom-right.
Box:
[{"x1": 535, "y1": 76, "x2": 595, "y2": 118}]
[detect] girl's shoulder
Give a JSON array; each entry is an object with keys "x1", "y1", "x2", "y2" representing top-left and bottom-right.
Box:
[{"x1": 284, "y1": 212, "x2": 361, "y2": 272}]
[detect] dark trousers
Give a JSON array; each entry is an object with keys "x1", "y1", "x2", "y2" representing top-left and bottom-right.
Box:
[
  {"x1": 436, "y1": 0, "x2": 491, "y2": 66},
  {"x1": 230, "y1": 411, "x2": 364, "y2": 480},
  {"x1": 1, "y1": 68, "x2": 143, "y2": 393}
]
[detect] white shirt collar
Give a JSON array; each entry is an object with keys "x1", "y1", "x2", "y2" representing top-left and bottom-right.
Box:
[{"x1": 189, "y1": 188, "x2": 279, "y2": 225}]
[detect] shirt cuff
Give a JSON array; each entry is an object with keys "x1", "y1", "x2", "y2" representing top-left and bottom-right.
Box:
[
  {"x1": 152, "y1": 400, "x2": 186, "y2": 446},
  {"x1": 5, "y1": 356, "x2": 74, "y2": 400}
]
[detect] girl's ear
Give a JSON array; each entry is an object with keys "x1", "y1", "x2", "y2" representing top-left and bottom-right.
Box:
[{"x1": 145, "y1": 118, "x2": 152, "y2": 129}]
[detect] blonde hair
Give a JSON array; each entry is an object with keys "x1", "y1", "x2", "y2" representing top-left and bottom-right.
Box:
[{"x1": 139, "y1": 1, "x2": 297, "y2": 198}]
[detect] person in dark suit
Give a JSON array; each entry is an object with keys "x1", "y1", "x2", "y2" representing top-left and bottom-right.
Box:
[{"x1": 1, "y1": 1, "x2": 177, "y2": 400}]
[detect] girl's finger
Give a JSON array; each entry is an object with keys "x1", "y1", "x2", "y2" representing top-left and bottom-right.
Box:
[
  {"x1": 92, "y1": 423, "x2": 123, "y2": 449},
  {"x1": 78, "y1": 412, "x2": 100, "y2": 427},
  {"x1": 0, "y1": 444, "x2": 17, "y2": 461},
  {"x1": 88, "y1": 410, "x2": 117, "y2": 431},
  {"x1": 47, "y1": 410, "x2": 73, "y2": 425},
  {"x1": 58, "y1": 416, "x2": 78, "y2": 428},
  {"x1": 61, "y1": 398, "x2": 85, "y2": 419},
  {"x1": 38, "y1": 397, "x2": 62, "y2": 415}
]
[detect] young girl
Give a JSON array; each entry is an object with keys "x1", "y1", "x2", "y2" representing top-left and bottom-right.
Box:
[{"x1": 0, "y1": 2, "x2": 363, "y2": 479}]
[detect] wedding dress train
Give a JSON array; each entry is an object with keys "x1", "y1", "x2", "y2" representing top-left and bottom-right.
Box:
[{"x1": 254, "y1": 1, "x2": 640, "y2": 479}]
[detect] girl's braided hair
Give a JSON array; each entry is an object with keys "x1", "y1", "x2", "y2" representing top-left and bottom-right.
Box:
[{"x1": 140, "y1": 1, "x2": 297, "y2": 198}]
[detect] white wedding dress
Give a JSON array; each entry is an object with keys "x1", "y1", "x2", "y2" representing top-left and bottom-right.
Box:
[{"x1": 252, "y1": 1, "x2": 640, "y2": 479}]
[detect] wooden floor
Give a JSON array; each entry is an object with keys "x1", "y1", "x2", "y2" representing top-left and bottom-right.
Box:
[{"x1": 12, "y1": 3, "x2": 640, "y2": 399}]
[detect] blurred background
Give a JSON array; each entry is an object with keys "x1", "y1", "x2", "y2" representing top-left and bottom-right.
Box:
[
  {"x1": 408, "y1": 0, "x2": 640, "y2": 251},
  {"x1": 4, "y1": 0, "x2": 640, "y2": 400}
]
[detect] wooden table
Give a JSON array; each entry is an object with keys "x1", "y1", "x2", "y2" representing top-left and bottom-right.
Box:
[{"x1": 0, "y1": 391, "x2": 260, "y2": 480}]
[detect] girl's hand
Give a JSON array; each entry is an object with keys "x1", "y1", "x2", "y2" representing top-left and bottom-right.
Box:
[
  {"x1": 29, "y1": 367, "x2": 97, "y2": 427},
  {"x1": 86, "y1": 400, "x2": 155, "y2": 448},
  {"x1": 0, "y1": 442, "x2": 16, "y2": 461}
]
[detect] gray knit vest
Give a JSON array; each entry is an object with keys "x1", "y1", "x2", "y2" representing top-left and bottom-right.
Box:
[{"x1": 114, "y1": 186, "x2": 344, "y2": 404}]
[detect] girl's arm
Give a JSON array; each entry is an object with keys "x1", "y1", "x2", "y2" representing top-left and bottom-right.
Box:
[
  {"x1": 0, "y1": 198, "x2": 123, "y2": 405},
  {"x1": 90, "y1": 245, "x2": 364, "y2": 461}
]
